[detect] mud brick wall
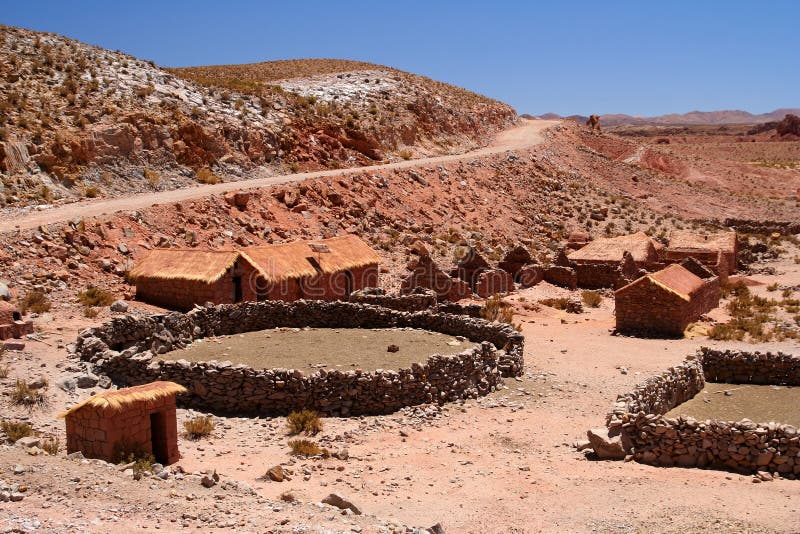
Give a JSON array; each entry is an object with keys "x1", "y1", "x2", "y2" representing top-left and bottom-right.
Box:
[
  {"x1": 573, "y1": 263, "x2": 625, "y2": 289},
  {"x1": 74, "y1": 300, "x2": 525, "y2": 416},
  {"x1": 605, "y1": 349, "x2": 800, "y2": 476},
  {"x1": 544, "y1": 266, "x2": 577, "y2": 289}
]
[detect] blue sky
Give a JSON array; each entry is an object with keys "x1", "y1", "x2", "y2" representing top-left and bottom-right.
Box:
[{"x1": 2, "y1": 1, "x2": 797, "y2": 116}]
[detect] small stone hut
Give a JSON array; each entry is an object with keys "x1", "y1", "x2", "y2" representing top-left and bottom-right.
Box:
[
  {"x1": 665, "y1": 230, "x2": 738, "y2": 280},
  {"x1": 244, "y1": 235, "x2": 380, "y2": 302},
  {"x1": 0, "y1": 301, "x2": 33, "y2": 340},
  {"x1": 60, "y1": 381, "x2": 186, "y2": 465},
  {"x1": 615, "y1": 264, "x2": 720, "y2": 337},
  {"x1": 567, "y1": 232, "x2": 661, "y2": 288},
  {"x1": 401, "y1": 254, "x2": 471, "y2": 302},
  {"x1": 129, "y1": 250, "x2": 262, "y2": 311},
  {"x1": 498, "y1": 245, "x2": 533, "y2": 279}
]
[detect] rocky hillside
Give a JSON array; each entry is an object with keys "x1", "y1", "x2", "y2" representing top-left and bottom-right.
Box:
[{"x1": 0, "y1": 26, "x2": 515, "y2": 207}]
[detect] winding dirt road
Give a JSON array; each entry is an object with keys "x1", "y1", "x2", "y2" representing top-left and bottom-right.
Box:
[{"x1": 0, "y1": 119, "x2": 558, "y2": 233}]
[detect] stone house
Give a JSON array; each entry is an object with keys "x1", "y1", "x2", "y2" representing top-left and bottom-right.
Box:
[
  {"x1": 129, "y1": 250, "x2": 262, "y2": 311},
  {"x1": 243, "y1": 235, "x2": 381, "y2": 302},
  {"x1": 567, "y1": 232, "x2": 661, "y2": 288},
  {"x1": 498, "y1": 245, "x2": 533, "y2": 279},
  {"x1": 0, "y1": 301, "x2": 33, "y2": 340},
  {"x1": 60, "y1": 381, "x2": 186, "y2": 465},
  {"x1": 614, "y1": 264, "x2": 720, "y2": 337},
  {"x1": 665, "y1": 230, "x2": 738, "y2": 281},
  {"x1": 130, "y1": 235, "x2": 381, "y2": 310}
]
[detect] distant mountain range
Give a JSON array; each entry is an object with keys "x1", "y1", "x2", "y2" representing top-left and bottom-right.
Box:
[{"x1": 536, "y1": 109, "x2": 800, "y2": 127}]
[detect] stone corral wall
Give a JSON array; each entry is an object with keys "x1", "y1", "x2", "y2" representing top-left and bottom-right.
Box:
[
  {"x1": 606, "y1": 349, "x2": 800, "y2": 476},
  {"x1": 724, "y1": 218, "x2": 800, "y2": 236},
  {"x1": 74, "y1": 300, "x2": 524, "y2": 416},
  {"x1": 349, "y1": 288, "x2": 437, "y2": 312}
]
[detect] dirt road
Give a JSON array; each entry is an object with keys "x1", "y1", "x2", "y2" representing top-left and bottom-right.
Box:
[{"x1": 0, "y1": 119, "x2": 558, "y2": 233}]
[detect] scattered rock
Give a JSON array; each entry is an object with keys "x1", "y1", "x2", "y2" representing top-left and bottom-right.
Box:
[
  {"x1": 586, "y1": 428, "x2": 627, "y2": 460},
  {"x1": 387, "y1": 344, "x2": 400, "y2": 353},
  {"x1": 110, "y1": 300, "x2": 129, "y2": 313},
  {"x1": 266, "y1": 465, "x2": 286, "y2": 482},
  {"x1": 321, "y1": 492, "x2": 362, "y2": 515}
]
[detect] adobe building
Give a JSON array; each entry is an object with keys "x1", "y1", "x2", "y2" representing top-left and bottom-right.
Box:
[
  {"x1": 567, "y1": 232, "x2": 661, "y2": 289},
  {"x1": 130, "y1": 235, "x2": 381, "y2": 310},
  {"x1": 665, "y1": 230, "x2": 738, "y2": 280},
  {"x1": 244, "y1": 235, "x2": 380, "y2": 302},
  {"x1": 498, "y1": 245, "x2": 534, "y2": 279},
  {"x1": 60, "y1": 381, "x2": 186, "y2": 465},
  {"x1": 129, "y1": 250, "x2": 262, "y2": 311},
  {"x1": 0, "y1": 301, "x2": 33, "y2": 340},
  {"x1": 614, "y1": 263, "x2": 720, "y2": 337}
]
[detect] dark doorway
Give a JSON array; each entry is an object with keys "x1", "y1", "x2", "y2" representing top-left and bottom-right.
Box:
[
  {"x1": 344, "y1": 270, "x2": 354, "y2": 296},
  {"x1": 233, "y1": 276, "x2": 243, "y2": 303},
  {"x1": 12, "y1": 312, "x2": 21, "y2": 321},
  {"x1": 149, "y1": 412, "x2": 169, "y2": 464}
]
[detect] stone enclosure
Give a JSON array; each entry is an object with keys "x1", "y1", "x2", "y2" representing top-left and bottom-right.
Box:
[
  {"x1": 606, "y1": 348, "x2": 800, "y2": 476},
  {"x1": 74, "y1": 300, "x2": 524, "y2": 417}
]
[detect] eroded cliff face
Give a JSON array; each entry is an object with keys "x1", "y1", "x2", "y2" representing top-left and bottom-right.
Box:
[{"x1": 0, "y1": 26, "x2": 515, "y2": 206}]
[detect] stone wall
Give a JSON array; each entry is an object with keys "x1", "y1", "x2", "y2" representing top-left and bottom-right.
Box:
[
  {"x1": 605, "y1": 348, "x2": 800, "y2": 476},
  {"x1": 544, "y1": 266, "x2": 577, "y2": 289},
  {"x1": 724, "y1": 218, "x2": 800, "y2": 236},
  {"x1": 349, "y1": 288, "x2": 437, "y2": 312},
  {"x1": 74, "y1": 300, "x2": 525, "y2": 417}
]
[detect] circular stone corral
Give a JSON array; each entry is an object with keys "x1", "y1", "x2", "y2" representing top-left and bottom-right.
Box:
[{"x1": 74, "y1": 300, "x2": 524, "y2": 416}]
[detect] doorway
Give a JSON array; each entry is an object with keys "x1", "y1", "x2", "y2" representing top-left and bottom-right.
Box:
[
  {"x1": 149, "y1": 412, "x2": 169, "y2": 464},
  {"x1": 344, "y1": 270, "x2": 354, "y2": 296},
  {"x1": 233, "y1": 276, "x2": 243, "y2": 303},
  {"x1": 12, "y1": 311, "x2": 20, "y2": 321}
]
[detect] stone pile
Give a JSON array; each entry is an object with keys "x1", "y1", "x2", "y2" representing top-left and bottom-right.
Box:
[{"x1": 74, "y1": 300, "x2": 525, "y2": 417}]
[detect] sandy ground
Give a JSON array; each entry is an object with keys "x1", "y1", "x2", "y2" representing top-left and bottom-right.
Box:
[
  {"x1": 158, "y1": 328, "x2": 475, "y2": 373},
  {"x1": 0, "y1": 119, "x2": 559, "y2": 233},
  {"x1": 665, "y1": 383, "x2": 800, "y2": 426},
  {"x1": 1, "y1": 255, "x2": 799, "y2": 533}
]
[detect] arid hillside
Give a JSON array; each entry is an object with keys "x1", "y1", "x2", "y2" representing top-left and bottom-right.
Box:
[{"x1": 0, "y1": 26, "x2": 515, "y2": 207}]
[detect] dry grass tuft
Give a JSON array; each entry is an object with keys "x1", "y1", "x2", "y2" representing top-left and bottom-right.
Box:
[
  {"x1": 196, "y1": 167, "x2": 220, "y2": 184},
  {"x1": 286, "y1": 409, "x2": 322, "y2": 436},
  {"x1": 481, "y1": 294, "x2": 521, "y2": 331},
  {"x1": 581, "y1": 290, "x2": 603, "y2": 308},
  {"x1": 10, "y1": 379, "x2": 47, "y2": 407},
  {"x1": 184, "y1": 415, "x2": 215, "y2": 440},
  {"x1": 19, "y1": 290, "x2": 51, "y2": 314},
  {"x1": 288, "y1": 438, "x2": 329, "y2": 458},
  {"x1": 1, "y1": 420, "x2": 33, "y2": 442},
  {"x1": 41, "y1": 436, "x2": 60, "y2": 455},
  {"x1": 77, "y1": 286, "x2": 115, "y2": 307}
]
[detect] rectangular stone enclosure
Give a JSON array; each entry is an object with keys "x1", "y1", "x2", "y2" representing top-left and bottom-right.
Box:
[{"x1": 61, "y1": 381, "x2": 186, "y2": 465}]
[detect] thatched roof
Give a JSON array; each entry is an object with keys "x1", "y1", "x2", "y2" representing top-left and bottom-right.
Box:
[
  {"x1": 244, "y1": 235, "x2": 381, "y2": 284},
  {"x1": 668, "y1": 230, "x2": 737, "y2": 253},
  {"x1": 619, "y1": 264, "x2": 704, "y2": 301},
  {"x1": 568, "y1": 232, "x2": 658, "y2": 263},
  {"x1": 59, "y1": 381, "x2": 187, "y2": 418},
  {"x1": 128, "y1": 249, "x2": 249, "y2": 283}
]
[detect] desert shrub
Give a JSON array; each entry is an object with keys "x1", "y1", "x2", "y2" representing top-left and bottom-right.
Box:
[
  {"x1": 19, "y1": 290, "x2": 51, "y2": 314},
  {"x1": 720, "y1": 281, "x2": 749, "y2": 299},
  {"x1": 144, "y1": 168, "x2": 160, "y2": 187},
  {"x1": 10, "y1": 379, "x2": 47, "y2": 407},
  {"x1": 77, "y1": 286, "x2": 115, "y2": 307},
  {"x1": 0, "y1": 365, "x2": 8, "y2": 378},
  {"x1": 280, "y1": 490, "x2": 297, "y2": 503},
  {"x1": 196, "y1": 167, "x2": 219, "y2": 184},
  {"x1": 183, "y1": 415, "x2": 215, "y2": 440},
  {"x1": 581, "y1": 290, "x2": 602, "y2": 308},
  {"x1": 84, "y1": 186, "x2": 100, "y2": 198},
  {"x1": 766, "y1": 283, "x2": 779, "y2": 292},
  {"x1": 1, "y1": 420, "x2": 33, "y2": 442},
  {"x1": 41, "y1": 436, "x2": 60, "y2": 455},
  {"x1": 286, "y1": 409, "x2": 322, "y2": 436},
  {"x1": 539, "y1": 297, "x2": 570, "y2": 310},
  {"x1": 113, "y1": 440, "x2": 155, "y2": 474},
  {"x1": 288, "y1": 439, "x2": 329, "y2": 458},
  {"x1": 481, "y1": 294, "x2": 521, "y2": 331},
  {"x1": 708, "y1": 323, "x2": 745, "y2": 341},
  {"x1": 398, "y1": 149, "x2": 412, "y2": 160},
  {"x1": 83, "y1": 307, "x2": 99, "y2": 318}
]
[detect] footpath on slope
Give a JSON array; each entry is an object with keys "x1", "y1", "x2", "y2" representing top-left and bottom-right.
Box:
[{"x1": 0, "y1": 119, "x2": 559, "y2": 233}]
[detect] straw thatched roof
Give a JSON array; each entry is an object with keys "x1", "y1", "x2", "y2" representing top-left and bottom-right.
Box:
[
  {"x1": 668, "y1": 230, "x2": 737, "y2": 253},
  {"x1": 244, "y1": 235, "x2": 381, "y2": 284},
  {"x1": 618, "y1": 264, "x2": 704, "y2": 301},
  {"x1": 568, "y1": 232, "x2": 658, "y2": 264},
  {"x1": 128, "y1": 249, "x2": 250, "y2": 283},
  {"x1": 59, "y1": 381, "x2": 187, "y2": 418}
]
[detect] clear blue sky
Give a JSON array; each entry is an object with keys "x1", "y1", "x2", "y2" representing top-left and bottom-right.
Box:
[{"x1": 2, "y1": 1, "x2": 798, "y2": 116}]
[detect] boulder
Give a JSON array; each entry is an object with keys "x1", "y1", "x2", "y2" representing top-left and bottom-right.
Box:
[
  {"x1": 266, "y1": 465, "x2": 285, "y2": 482},
  {"x1": 586, "y1": 428, "x2": 627, "y2": 460},
  {"x1": 321, "y1": 492, "x2": 362, "y2": 515},
  {"x1": 110, "y1": 300, "x2": 129, "y2": 313},
  {"x1": 75, "y1": 374, "x2": 99, "y2": 389}
]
